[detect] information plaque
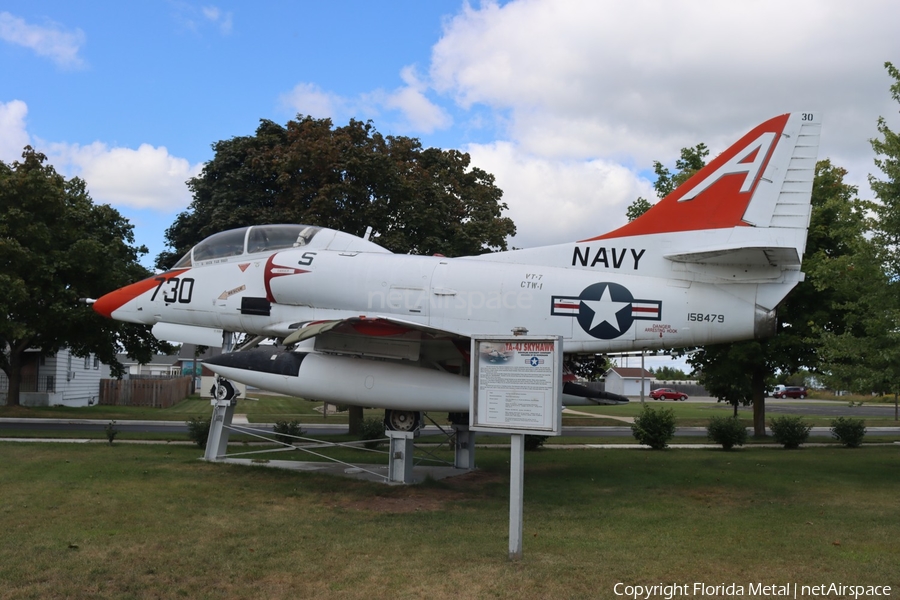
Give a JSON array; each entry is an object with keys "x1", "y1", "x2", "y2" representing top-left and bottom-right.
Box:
[{"x1": 469, "y1": 335, "x2": 562, "y2": 435}]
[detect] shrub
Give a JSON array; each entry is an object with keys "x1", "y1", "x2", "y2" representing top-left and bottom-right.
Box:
[
  {"x1": 830, "y1": 416, "x2": 867, "y2": 448},
  {"x1": 706, "y1": 416, "x2": 747, "y2": 450},
  {"x1": 273, "y1": 420, "x2": 305, "y2": 444},
  {"x1": 631, "y1": 405, "x2": 676, "y2": 449},
  {"x1": 186, "y1": 416, "x2": 211, "y2": 449},
  {"x1": 104, "y1": 420, "x2": 119, "y2": 446},
  {"x1": 359, "y1": 417, "x2": 386, "y2": 449},
  {"x1": 524, "y1": 435, "x2": 549, "y2": 451},
  {"x1": 769, "y1": 415, "x2": 812, "y2": 449}
]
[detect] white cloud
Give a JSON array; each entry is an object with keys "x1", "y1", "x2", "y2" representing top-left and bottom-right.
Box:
[
  {"x1": 1, "y1": 100, "x2": 200, "y2": 212},
  {"x1": 0, "y1": 11, "x2": 85, "y2": 68},
  {"x1": 202, "y1": 6, "x2": 233, "y2": 35},
  {"x1": 382, "y1": 66, "x2": 452, "y2": 133},
  {"x1": 467, "y1": 141, "x2": 654, "y2": 248},
  {"x1": 281, "y1": 66, "x2": 450, "y2": 134},
  {"x1": 279, "y1": 82, "x2": 347, "y2": 120},
  {"x1": 423, "y1": 0, "x2": 900, "y2": 239},
  {"x1": 0, "y1": 100, "x2": 30, "y2": 162},
  {"x1": 432, "y1": 2, "x2": 897, "y2": 157},
  {"x1": 45, "y1": 142, "x2": 202, "y2": 211}
]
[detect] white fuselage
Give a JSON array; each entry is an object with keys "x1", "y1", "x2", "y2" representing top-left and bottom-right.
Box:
[{"x1": 108, "y1": 225, "x2": 801, "y2": 354}]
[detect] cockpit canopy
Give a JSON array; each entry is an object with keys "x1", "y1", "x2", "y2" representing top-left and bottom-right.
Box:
[
  {"x1": 172, "y1": 225, "x2": 321, "y2": 269},
  {"x1": 171, "y1": 224, "x2": 387, "y2": 269}
]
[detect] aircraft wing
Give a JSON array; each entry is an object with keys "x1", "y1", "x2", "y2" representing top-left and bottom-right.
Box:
[{"x1": 283, "y1": 315, "x2": 467, "y2": 346}]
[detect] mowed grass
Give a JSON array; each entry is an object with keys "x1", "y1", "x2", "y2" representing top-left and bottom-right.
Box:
[
  {"x1": 0, "y1": 395, "x2": 388, "y2": 425},
  {"x1": 1, "y1": 443, "x2": 897, "y2": 600}
]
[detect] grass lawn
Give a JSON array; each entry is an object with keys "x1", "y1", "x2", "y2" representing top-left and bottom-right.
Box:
[
  {"x1": 0, "y1": 395, "x2": 389, "y2": 425},
  {"x1": 0, "y1": 442, "x2": 897, "y2": 599}
]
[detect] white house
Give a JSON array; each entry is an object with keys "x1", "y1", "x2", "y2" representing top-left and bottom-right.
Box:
[
  {"x1": 0, "y1": 348, "x2": 111, "y2": 407},
  {"x1": 603, "y1": 367, "x2": 655, "y2": 397}
]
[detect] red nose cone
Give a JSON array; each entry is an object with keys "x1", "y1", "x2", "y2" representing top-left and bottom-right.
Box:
[{"x1": 93, "y1": 277, "x2": 160, "y2": 319}]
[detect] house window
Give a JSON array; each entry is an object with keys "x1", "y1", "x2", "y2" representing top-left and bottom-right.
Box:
[
  {"x1": 84, "y1": 355, "x2": 91, "y2": 369},
  {"x1": 93, "y1": 357, "x2": 100, "y2": 370}
]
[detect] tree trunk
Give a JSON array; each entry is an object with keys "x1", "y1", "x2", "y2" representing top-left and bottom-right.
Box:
[
  {"x1": 5, "y1": 341, "x2": 27, "y2": 407},
  {"x1": 348, "y1": 406, "x2": 364, "y2": 435},
  {"x1": 751, "y1": 366, "x2": 766, "y2": 437}
]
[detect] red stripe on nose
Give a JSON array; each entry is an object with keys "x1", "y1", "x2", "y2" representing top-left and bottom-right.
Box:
[{"x1": 93, "y1": 277, "x2": 160, "y2": 318}]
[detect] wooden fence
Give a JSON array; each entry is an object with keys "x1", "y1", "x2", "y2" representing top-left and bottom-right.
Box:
[{"x1": 99, "y1": 376, "x2": 192, "y2": 408}]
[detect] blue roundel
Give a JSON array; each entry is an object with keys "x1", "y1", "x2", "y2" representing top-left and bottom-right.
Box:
[{"x1": 576, "y1": 282, "x2": 635, "y2": 340}]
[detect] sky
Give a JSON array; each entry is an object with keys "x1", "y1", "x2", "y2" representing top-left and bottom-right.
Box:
[{"x1": 3, "y1": 0, "x2": 900, "y2": 372}]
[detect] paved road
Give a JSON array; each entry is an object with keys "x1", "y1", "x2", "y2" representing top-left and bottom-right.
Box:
[{"x1": 3, "y1": 418, "x2": 899, "y2": 438}]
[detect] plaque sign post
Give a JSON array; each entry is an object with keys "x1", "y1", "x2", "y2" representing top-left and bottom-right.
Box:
[{"x1": 470, "y1": 335, "x2": 563, "y2": 561}]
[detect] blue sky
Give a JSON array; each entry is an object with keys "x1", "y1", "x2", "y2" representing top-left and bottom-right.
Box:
[{"x1": 3, "y1": 1, "x2": 900, "y2": 373}]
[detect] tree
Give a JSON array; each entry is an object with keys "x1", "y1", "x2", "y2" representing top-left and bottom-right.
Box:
[
  {"x1": 815, "y1": 62, "x2": 900, "y2": 419},
  {"x1": 158, "y1": 116, "x2": 516, "y2": 269},
  {"x1": 625, "y1": 198, "x2": 652, "y2": 222},
  {"x1": 0, "y1": 148, "x2": 169, "y2": 406},
  {"x1": 650, "y1": 365, "x2": 691, "y2": 381},
  {"x1": 565, "y1": 354, "x2": 612, "y2": 381},
  {"x1": 688, "y1": 160, "x2": 872, "y2": 433},
  {"x1": 870, "y1": 62, "x2": 900, "y2": 279}
]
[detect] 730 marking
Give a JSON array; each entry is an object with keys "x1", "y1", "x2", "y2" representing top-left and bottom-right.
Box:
[{"x1": 151, "y1": 276, "x2": 194, "y2": 304}]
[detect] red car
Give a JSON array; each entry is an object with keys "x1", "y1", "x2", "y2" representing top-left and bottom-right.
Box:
[
  {"x1": 650, "y1": 388, "x2": 688, "y2": 401},
  {"x1": 773, "y1": 386, "x2": 808, "y2": 399}
]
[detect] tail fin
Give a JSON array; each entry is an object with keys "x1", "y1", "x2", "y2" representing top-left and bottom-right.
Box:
[{"x1": 585, "y1": 112, "x2": 821, "y2": 256}]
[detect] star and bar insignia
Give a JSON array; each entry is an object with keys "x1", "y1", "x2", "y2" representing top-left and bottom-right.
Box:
[{"x1": 552, "y1": 282, "x2": 661, "y2": 340}]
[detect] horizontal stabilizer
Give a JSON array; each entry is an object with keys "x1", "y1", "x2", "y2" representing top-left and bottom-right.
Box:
[{"x1": 664, "y1": 245, "x2": 801, "y2": 267}]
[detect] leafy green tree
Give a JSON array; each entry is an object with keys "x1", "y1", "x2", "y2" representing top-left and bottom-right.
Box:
[
  {"x1": 626, "y1": 197, "x2": 652, "y2": 222},
  {"x1": 689, "y1": 160, "x2": 873, "y2": 434},
  {"x1": 158, "y1": 116, "x2": 516, "y2": 269},
  {"x1": 564, "y1": 354, "x2": 612, "y2": 381},
  {"x1": 650, "y1": 365, "x2": 691, "y2": 381},
  {"x1": 0, "y1": 148, "x2": 169, "y2": 406},
  {"x1": 870, "y1": 62, "x2": 900, "y2": 279},
  {"x1": 815, "y1": 62, "x2": 900, "y2": 419}
]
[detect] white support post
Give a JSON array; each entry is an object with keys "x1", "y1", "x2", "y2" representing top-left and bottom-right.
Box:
[
  {"x1": 452, "y1": 423, "x2": 476, "y2": 470},
  {"x1": 204, "y1": 398, "x2": 235, "y2": 461},
  {"x1": 509, "y1": 433, "x2": 525, "y2": 561},
  {"x1": 387, "y1": 430, "x2": 416, "y2": 484}
]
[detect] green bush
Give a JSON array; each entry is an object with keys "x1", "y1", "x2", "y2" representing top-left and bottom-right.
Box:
[
  {"x1": 769, "y1": 415, "x2": 812, "y2": 449},
  {"x1": 524, "y1": 435, "x2": 549, "y2": 451},
  {"x1": 359, "y1": 417, "x2": 386, "y2": 449},
  {"x1": 273, "y1": 420, "x2": 305, "y2": 444},
  {"x1": 186, "y1": 416, "x2": 211, "y2": 449},
  {"x1": 706, "y1": 416, "x2": 747, "y2": 450},
  {"x1": 631, "y1": 405, "x2": 676, "y2": 449},
  {"x1": 830, "y1": 416, "x2": 867, "y2": 448}
]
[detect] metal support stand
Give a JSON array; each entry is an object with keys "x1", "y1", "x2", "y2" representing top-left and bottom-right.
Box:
[
  {"x1": 387, "y1": 430, "x2": 416, "y2": 484},
  {"x1": 204, "y1": 398, "x2": 236, "y2": 461},
  {"x1": 452, "y1": 423, "x2": 476, "y2": 470},
  {"x1": 509, "y1": 433, "x2": 525, "y2": 561}
]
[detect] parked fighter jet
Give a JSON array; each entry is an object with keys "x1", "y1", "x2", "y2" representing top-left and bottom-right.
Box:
[{"x1": 93, "y1": 112, "x2": 821, "y2": 430}]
